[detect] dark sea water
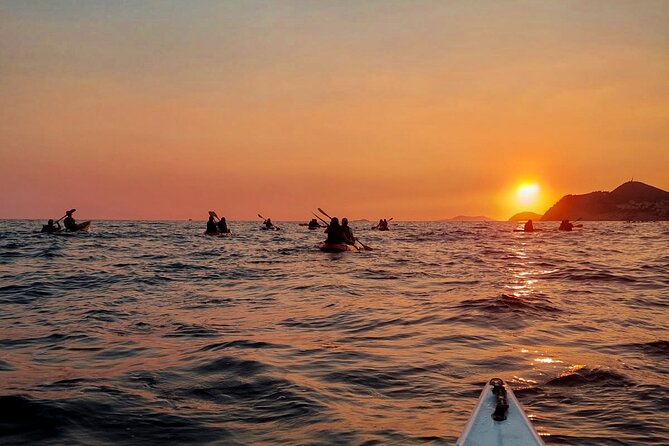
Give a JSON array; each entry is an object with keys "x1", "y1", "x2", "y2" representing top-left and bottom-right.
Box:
[{"x1": 1, "y1": 220, "x2": 667, "y2": 445}]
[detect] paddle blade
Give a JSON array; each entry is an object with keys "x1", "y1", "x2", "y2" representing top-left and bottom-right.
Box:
[
  {"x1": 257, "y1": 214, "x2": 264, "y2": 220},
  {"x1": 312, "y1": 212, "x2": 329, "y2": 225},
  {"x1": 318, "y1": 208, "x2": 332, "y2": 219},
  {"x1": 355, "y1": 239, "x2": 373, "y2": 251}
]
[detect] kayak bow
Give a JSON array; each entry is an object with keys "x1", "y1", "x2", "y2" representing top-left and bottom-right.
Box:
[
  {"x1": 69, "y1": 221, "x2": 91, "y2": 232},
  {"x1": 457, "y1": 378, "x2": 544, "y2": 446}
]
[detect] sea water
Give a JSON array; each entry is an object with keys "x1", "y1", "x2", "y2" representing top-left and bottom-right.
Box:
[{"x1": 1, "y1": 220, "x2": 667, "y2": 445}]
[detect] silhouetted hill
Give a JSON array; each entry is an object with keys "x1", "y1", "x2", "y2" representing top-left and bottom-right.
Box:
[
  {"x1": 508, "y1": 212, "x2": 543, "y2": 222},
  {"x1": 439, "y1": 215, "x2": 493, "y2": 221},
  {"x1": 541, "y1": 181, "x2": 669, "y2": 221}
]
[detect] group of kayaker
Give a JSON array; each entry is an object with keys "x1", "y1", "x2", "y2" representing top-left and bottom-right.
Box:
[
  {"x1": 558, "y1": 219, "x2": 575, "y2": 231},
  {"x1": 324, "y1": 217, "x2": 356, "y2": 246},
  {"x1": 41, "y1": 209, "x2": 90, "y2": 233},
  {"x1": 206, "y1": 213, "x2": 230, "y2": 235},
  {"x1": 204, "y1": 211, "x2": 359, "y2": 244},
  {"x1": 519, "y1": 219, "x2": 581, "y2": 232},
  {"x1": 372, "y1": 219, "x2": 390, "y2": 230},
  {"x1": 42, "y1": 210, "x2": 582, "y2": 238},
  {"x1": 205, "y1": 212, "x2": 283, "y2": 234}
]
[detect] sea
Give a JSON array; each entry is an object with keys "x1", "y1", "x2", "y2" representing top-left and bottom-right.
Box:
[{"x1": 1, "y1": 220, "x2": 667, "y2": 445}]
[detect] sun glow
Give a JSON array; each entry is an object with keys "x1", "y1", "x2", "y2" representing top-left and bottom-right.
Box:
[{"x1": 516, "y1": 183, "x2": 540, "y2": 207}]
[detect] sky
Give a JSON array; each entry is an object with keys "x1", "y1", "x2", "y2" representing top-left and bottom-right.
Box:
[{"x1": 1, "y1": 0, "x2": 668, "y2": 220}]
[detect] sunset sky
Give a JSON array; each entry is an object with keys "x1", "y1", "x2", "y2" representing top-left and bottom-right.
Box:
[{"x1": 1, "y1": 0, "x2": 668, "y2": 220}]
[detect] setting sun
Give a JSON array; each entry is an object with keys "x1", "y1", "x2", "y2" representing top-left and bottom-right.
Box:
[{"x1": 516, "y1": 183, "x2": 540, "y2": 207}]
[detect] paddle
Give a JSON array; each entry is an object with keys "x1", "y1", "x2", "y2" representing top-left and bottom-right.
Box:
[
  {"x1": 560, "y1": 217, "x2": 582, "y2": 230},
  {"x1": 317, "y1": 208, "x2": 332, "y2": 219},
  {"x1": 312, "y1": 212, "x2": 329, "y2": 226},
  {"x1": 319, "y1": 207, "x2": 372, "y2": 251},
  {"x1": 354, "y1": 238, "x2": 373, "y2": 251}
]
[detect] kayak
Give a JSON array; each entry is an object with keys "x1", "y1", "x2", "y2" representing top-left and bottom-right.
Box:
[
  {"x1": 372, "y1": 226, "x2": 389, "y2": 231},
  {"x1": 41, "y1": 226, "x2": 63, "y2": 234},
  {"x1": 261, "y1": 226, "x2": 280, "y2": 231},
  {"x1": 67, "y1": 221, "x2": 91, "y2": 232},
  {"x1": 457, "y1": 378, "x2": 544, "y2": 446},
  {"x1": 559, "y1": 224, "x2": 584, "y2": 231},
  {"x1": 319, "y1": 242, "x2": 358, "y2": 252},
  {"x1": 204, "y1": 231, "x2": 231, "y2": 236},
  {"x1": 513, "y1": 228, "x2": 542, "y2": 232}
]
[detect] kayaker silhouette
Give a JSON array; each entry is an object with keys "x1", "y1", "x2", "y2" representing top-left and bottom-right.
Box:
[
  {"x1": 63, "y1": 210, "x2": 77, "y2": 231},
  {"x1": 524, "y1": 219, "x2": 534, "y2": 232},
  {"x1": 205, "y1": 215, "x2": 218, "y2": 234},
  {"x1": 324, "y1": 217, "x2": 345, "y2": 244},
  {"x1": 41, "y1": 219, "x2": 61, "y2": 233},
  {"x1": 264, "y1": 218, "x2": 274, "y2": 229},
  {"x1": 217, "y1": 217, "x2": 230, "y2": 233},
  {"x1": 341, "y1": 217, "x2": 355, "y2": 245},
  {"x1": 559, "y1": 219, "x2": 573, "y2": 231}
]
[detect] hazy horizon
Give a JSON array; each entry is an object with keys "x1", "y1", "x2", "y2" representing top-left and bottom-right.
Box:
[{"x1": 2, "y1": 1, "x2": 668, "y2": 220}]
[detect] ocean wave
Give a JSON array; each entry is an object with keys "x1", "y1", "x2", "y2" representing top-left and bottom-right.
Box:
[
  {"x1": 0, "y1": 394, "x2": 232, "y2": 444},
  {"x1": 546, "y1": 367, "x2": 633, "y2": 387}
]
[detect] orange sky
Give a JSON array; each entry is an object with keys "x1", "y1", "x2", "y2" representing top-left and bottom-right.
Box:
[{"x1": 1, "y1": 1, "x2": 668, "y2": 220}]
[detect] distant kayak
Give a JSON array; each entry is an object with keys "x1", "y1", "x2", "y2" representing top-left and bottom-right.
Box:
[
  {"x1": 457, "y1": 378, "x2": 544, "y2": 446},
  {"x1": 372, "y1": 225, "x2": 390, "y2": 230},
  {"x1": 204, "y1": 231, "x2": 231, "y2": 237},
  {"x1": 513, "y1": 228, "x2": 542, "y2": 232},
  {"x1": 299, "y1": 224, "x2": 322, "y2": 229},
  {"x1": 559, "y1": 224, "x2": 583, "y2": 231},
  {"x1": 261, "y1": 226, "x2": 280, "y2": 231},
  {"x1": 319, "y1": 243, "x2": 358, "y2": 252}
]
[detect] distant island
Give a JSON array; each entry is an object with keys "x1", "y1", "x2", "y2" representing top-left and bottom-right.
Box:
[
  {"x1": 508, "y1": 211, "x2": 543, "y2": 222},
  {"x1": 440, "y1": 215, "x2": 493, "y2": 221},
  {"x1": 540, "y1": 181, "x2": 669, "y2": 221}
]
